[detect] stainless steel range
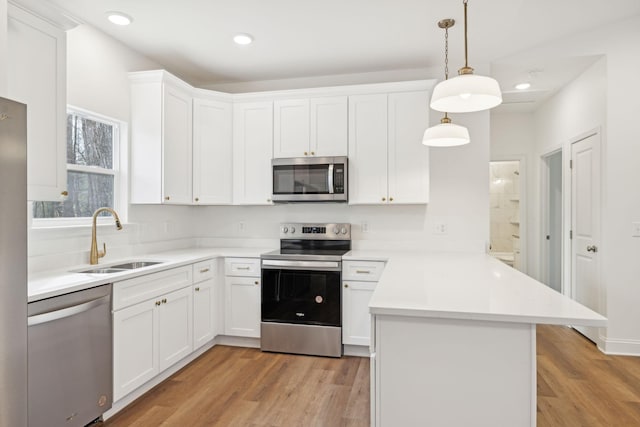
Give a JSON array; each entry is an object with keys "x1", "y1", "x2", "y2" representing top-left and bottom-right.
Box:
[{"x1": 261, "y1": 223, "x2": 351, "y2": 358}]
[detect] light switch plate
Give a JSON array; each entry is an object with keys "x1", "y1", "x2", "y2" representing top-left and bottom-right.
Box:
[{"x1": 632, "y1": 222, "x2": 640, "y2": 237}]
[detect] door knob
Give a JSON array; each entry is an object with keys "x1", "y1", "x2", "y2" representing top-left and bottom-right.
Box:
[{"x1": 586, "y1": 245, "x2": 598, "y2": 253}]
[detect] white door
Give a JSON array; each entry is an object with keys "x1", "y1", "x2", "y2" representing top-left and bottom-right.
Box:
[
  {"x1": 225, "y1": 276, "x2": 261, "y2": 338},
  {"x1": 158, "y1": 287, "x2": 193, "y2": 371},
  {"x1": 387, "y1": 91, "x2": 430, "y2": 204},
  {"x1": 542, "y1": 151, "x2": 563, "y2": 292},
  {"x1": 193, "y1": 279, "x2": 215, "y2": 350},
  {"x1": 310, "y1": 96, "x2": 348, "y2": 157},
  {"x1": 348, "y1": 94, "x2": 388, "y2": 204},
  {"x1": 192, "y1": 98, "x2": 233, "y2": 204},
  {"x1": 273, "y1": 99, "x2": 310, "y2": 158},
  {"x1": 232, "y1": 101, "x2": 273, "y2": 204},
  {"x1": 162, "y1": 83, "x2": 193, "y2": 204},
  {"x1": 342, "y1": 280, "x2": 376, "y2": 346},
  {"x1": 113, "y1": 300, "x2": 159, "y2": 401},
  {"x1": 571, "y1": 132, "x2": 601, "y2": 343}
]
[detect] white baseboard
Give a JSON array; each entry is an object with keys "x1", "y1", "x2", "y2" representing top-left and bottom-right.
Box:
[
  {"x1": 344, "y1": 344, "x2": 370, "y2": 357},
  {"x1": 215, "y1": 335, "x2": 261, "y2": 348},
  {"x1": 601, "y1": 336, "x2": 640, "y2": 356}
]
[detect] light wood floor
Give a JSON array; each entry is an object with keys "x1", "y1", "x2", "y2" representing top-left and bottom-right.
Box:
[{"x1": 104, "y1": 325, "x2": 640, "y2": 426}]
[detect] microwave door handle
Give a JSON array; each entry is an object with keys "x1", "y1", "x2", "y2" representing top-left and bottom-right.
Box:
[{"x1": 328, "y1": 164, "x2": 334, "y2": 194}]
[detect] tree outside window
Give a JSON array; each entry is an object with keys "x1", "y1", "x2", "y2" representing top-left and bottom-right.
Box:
[{"x1": 33, "y1": 108, "x2": 120, "y2": 219}]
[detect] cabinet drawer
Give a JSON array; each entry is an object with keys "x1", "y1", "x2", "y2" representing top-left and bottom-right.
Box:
[
  {"x1": 193, "y1": 259, "x2": 216, "y2": 283},
  {"x1": 342, "y1": 260, "x2": 385, "y2": 282},
  {"x1": 113, "y1": 266, "x2": 193, "y2": 311},
  {"x1": 225, "y1": 257, "x2": 260, "y2": 277}
]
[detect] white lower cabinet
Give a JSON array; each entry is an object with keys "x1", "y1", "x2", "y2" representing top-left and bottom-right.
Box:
[
  {"x1": 224, "y1": 258, "x2": 261, "y2": 338},
  {"x1": 112, "y1": 266, "x2": 193, "y2": 402},
  {"x1": 342, "y1": 260, "x2": 385, "y2": 347},
  {"x1": 192, "y1": 259, "x2": 217, "y2": 350}
]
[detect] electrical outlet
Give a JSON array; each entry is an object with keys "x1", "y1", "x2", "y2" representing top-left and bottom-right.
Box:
[
  {"x1": 433, "y1": 223, "x2": 448, "y2": 235},
  {"x1": 362, "y1": 222, "x2": 369, "y2": 233},
  {"x1": 632, "y1": 222, "x2": 640, "y2": 237},
  {"x1": 238, "y1": 221, "x2": 245, "y2": 233}
]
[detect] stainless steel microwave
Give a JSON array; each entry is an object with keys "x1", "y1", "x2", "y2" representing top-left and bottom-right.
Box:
[{"x1": 271, "y1": 156, "x2": 348, "y2": 202}]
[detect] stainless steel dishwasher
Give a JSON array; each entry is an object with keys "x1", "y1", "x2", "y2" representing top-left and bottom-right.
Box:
[{"x1": 28, "y1": 283, "x2": 113, "y2": 427}]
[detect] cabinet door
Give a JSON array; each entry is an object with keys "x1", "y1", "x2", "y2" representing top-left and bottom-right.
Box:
[
  {"x1": 388, "y1": 91, "x2": 430, "y2": 204},
  {"x1": 113, "y1": 300, "x2": 159, "y2": 402},
  {"x1": 348, "y1": 94, "x2": 388, "y2": 204},
  {"x1": 193, "y1": 278, "x2": 216, "y2": 350},
  {"x1": 7, "y1": 5, "x2": 67, "y2": 201},
  {"x1": 273, "y1": 99, "x2": 310, "y2": 158},
  {"x1": 311, "y1": 96, "x2": 348, "y2": 157},
  {"x1": 158, "y1": 286, "x2": 193, "y2": 371},
  {"x1": 225, "y1": 276, "x2": 261, "y2": 338},
  {"x1": 342, "y1": 280, "x2": 376, "y2": 346},
  {"x1": 193, "y1": 98, "x2": 233, "y2": 204},
  {"x1": 162, "y1": 83, "x2": 193, "y2": 204},
  {"x1": 233, "y1": 102, "x2": 273, "y2": 205}
]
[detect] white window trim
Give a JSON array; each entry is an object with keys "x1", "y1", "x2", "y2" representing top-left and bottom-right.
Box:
[{"x1": 32, "y1": 106, "x2": 128, "y2": 229}]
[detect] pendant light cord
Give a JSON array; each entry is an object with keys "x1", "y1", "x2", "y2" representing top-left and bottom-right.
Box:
[{"x1": 463, "y1": 0, "x2": 469, "y2": 69}]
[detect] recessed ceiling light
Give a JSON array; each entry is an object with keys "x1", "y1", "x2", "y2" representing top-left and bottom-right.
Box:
[
  {"x1": 515, "y1": 82, "x2": 531, "y2": 90},
  {"x1": 233, "y1": 33, "x2": 254, "y2": 45},
  {"x1": 106, "y1": 12, "x2": 133, "y2": 26}
]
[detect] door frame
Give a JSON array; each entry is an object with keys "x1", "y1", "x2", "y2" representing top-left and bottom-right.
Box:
[
  {"x1": 540, "y1": 147, "x2": 563, "y2": 292},
  {"x1": 489, "y1": 155, "x2": 527, "y2": 274}
]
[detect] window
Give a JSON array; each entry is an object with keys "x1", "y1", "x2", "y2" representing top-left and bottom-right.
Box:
[{"x1": 32, "y1": 107, "x2": 122, "y2": 222}]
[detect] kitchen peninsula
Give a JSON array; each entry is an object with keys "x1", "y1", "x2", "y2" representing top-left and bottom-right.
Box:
[{"x1": 351, "y1": 251, "x2": 607, "y2": 427}]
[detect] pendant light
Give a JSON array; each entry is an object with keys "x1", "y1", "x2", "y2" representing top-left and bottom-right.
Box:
[
  {"x1": 423, "y1": 19, "x2": 470, "y2": 147},
  {"x1": 430, "y1": 0, "x2": 502, "y2": 113}
]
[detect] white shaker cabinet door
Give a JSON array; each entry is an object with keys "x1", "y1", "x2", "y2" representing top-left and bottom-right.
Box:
[
  {"x1": 7, "y1": 5, "x2": 67, "y2": 201},
  {"x1": 193, "y1": 278, "x2": 216, "y2": 350},
  {"x1": 158, "y1": 286, "x2": 193, "y2": 372},
  {"x1": 192, "y1": 97, "x2": 233, "y2": 205},
  {"x1": 273, "y1": 98, "x2": 310, "y2": 158},
  {"x1": 387, "y1": 91, "x2": 430, "y2": 204},
  {"x1": 310, "y1": 96, "x2": 348, "y2": 157},
  {"x1": 348, "y1": 94, "x2": 388, "y2": 204},
  {"x1": 342, "y1": 280, "x2": 376, "y2": 346},
  {"x1": 162, "y1": 83, "x2": 193, "y2": 205},
  {"x1": 113, "y1": 299, "x2": 159, "y2": 402},
  {"x1": 233, "y1": 102, "x2": 273, "y2": 205},
  {"x1": 225, "y1": 276, "x2": 261, "y2": 338}
]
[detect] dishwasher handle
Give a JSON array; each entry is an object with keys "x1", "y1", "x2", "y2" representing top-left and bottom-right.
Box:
[{"x1": 28, "y1": 294, "x2": 111, "y2": 326}]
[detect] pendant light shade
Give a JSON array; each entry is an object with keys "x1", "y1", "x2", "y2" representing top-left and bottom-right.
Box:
[
  {"x1": 429, "y1": 0, "x2": 502, "y2": 113},
  {"x1": 423, "y1": 116, "x2": 470, "y2": 147},
  {"x1": 430, "y1": 73, "x2": 502, "y2": 113}
]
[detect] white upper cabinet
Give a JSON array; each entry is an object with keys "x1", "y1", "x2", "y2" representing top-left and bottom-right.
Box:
[
  {"x1": 130, "y1": 71, "x2": 193, "y2": 204},
  {"x1": 387, "y1": 91, "x2": 430, "y2": 204},
  {"x1": 233, "y1": 101, "x2": 273, "y2": 205},
  {"x1": 273, "y1": 99, "x2": 310, "y2": 158},
  {"x1": 348, "y1": 90, "x2": 430, "y2": 205},
  {"x1": 348, "y1": 94, "x2": 388, "y2": 204},
  {"x1": 273, "y1": 96, "x2": 347, "y2": 158},
  {"x1": 7, "y1": 5, "x2": 67, "y2": 201},
  {"x1": 193, "y1": 96, "x2": 233, "y2": 205}
]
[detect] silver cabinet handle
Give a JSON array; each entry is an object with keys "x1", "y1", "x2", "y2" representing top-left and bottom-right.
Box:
[{"x1": 587, "y1": 245, "x2": 598, "y2": 253}]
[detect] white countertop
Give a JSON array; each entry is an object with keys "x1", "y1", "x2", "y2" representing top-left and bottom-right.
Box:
[
  {"x1": 28, "y1": 247, "x2": 273, "y2": 303},
  {"x1": 361, "y1": 251, "x2": 606, "y2": 326}
]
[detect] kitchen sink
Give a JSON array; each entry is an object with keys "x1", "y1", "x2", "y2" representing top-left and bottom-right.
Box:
[
  {"x1": 74, "y1": 260, "x2": 164, "y2": 274},
  {"x1": 109, "y1": 261, "x2": 163, "y2": 270},
  {"x1": 78, "y1": 267, "x2": 128, "y2": 274}
]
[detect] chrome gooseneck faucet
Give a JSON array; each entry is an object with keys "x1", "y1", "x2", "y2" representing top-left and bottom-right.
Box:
[{"x1": 90, "y1": 207, "x2": 123, "y2": 265}]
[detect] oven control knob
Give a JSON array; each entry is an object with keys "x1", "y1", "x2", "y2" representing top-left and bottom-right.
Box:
[
  {"x1": 340, "y1": 227, "x2": 348, "y2": 235},
  {"x1": 290, "y1": 226, "x2": 296, "y2": 233},
  {"x1": 282, "y1": 226, "x2": 289, "y2": 234},
  {"x1": 333, "y1": 227, "x2": 339, "y2": 234}
]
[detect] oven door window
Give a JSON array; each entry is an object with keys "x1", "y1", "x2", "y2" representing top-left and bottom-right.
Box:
[
  {"x1": 273, "y1": 164, "x2": 330, "y2": 195},
  {"x1": 262, "y1": 269, "x2": 340, "y2": 326}
]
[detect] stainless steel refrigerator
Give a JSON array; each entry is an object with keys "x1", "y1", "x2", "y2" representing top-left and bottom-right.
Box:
[{"x1": 0, "y1": 97, "x2": 28, "y2": 426}]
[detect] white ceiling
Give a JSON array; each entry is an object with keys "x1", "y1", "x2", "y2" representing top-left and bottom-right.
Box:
[{"x1": 42, "y1": 0, "x2": 640, "y2": 109}]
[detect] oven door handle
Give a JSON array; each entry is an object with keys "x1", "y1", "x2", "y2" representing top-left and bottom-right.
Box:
[{"x1": 261, "y1": 259, "x2": 341, "y2": 271}]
